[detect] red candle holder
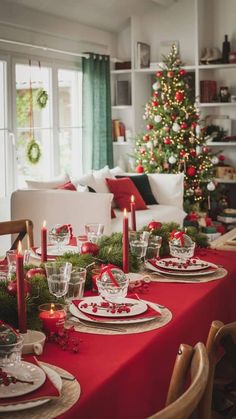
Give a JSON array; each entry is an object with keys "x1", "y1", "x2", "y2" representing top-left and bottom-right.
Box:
[{"x1": 39, "y1": 303, "x2": 66, "y2": 335}]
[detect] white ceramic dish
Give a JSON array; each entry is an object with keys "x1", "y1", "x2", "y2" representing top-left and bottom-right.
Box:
[
  {"x1": 0, "y1": 365, "x2": 62, "y2": 412},
  {"x1": 1, "y1": 361, "x2": 46, "y2": 398},
  {"x1": 69, "y1": 300, "x2": 161, "y2": 325},
  {"x1": 78, "y1": 296, "x2": 147, "y2": 318},
  {"x1": 156, "y1": 258, "x2": 210, "y2": 272},
  {"x1": 145, "y1": 261, "x2": 218, "y2": 277},
  {"x1": 36, "y1": 245, "x2": 79, "y2": 257}
]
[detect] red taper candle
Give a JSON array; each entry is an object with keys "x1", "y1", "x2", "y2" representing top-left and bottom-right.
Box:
[
  {"x1": 41, "y1": 220, "x2": 47, "y2": 263},
  {"x1": 122, "y1": 208, "x2": 129, "y2": 273},
  {"x1": 16, "y1": 241, "x2": 27, "y2": 333},
  {"x1": 130, "y1": 195, "x2": 136, "y2": 231}
]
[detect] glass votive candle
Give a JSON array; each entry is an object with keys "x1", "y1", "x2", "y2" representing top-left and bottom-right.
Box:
[{"x1": 39, "y1": 303, "x2": 66, "y2": 335}]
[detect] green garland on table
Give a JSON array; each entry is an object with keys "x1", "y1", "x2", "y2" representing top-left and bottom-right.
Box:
[{"x1": 27, "y1": 139, "x2": 41, "y2": 164}]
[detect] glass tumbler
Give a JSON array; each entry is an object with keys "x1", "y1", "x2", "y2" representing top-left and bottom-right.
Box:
[
  {"x1": 146, "y1": 236, "x2": 162, "y2": 259},
  {"x1": 66, "y1": 267, "x2": 87, "y2": 302}
]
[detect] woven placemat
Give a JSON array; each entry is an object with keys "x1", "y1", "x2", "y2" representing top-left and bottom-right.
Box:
[
  {"x1": 67, "y1": 306, "x2": 172, "y2": 335},
  {"x1": 144, "y1": 267, "x2": 227, "y2": 283},
  {"x1": 0, "y1": 363, "x2": 81, "y2": 419}
]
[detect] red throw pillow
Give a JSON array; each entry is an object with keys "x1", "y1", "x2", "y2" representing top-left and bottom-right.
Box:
[
  {"x1": 106, "y1": 177, "x2": 147, "y2": 211},
  {"x1": 56, "y1": 181, "x2": 76, "y2": 191}
]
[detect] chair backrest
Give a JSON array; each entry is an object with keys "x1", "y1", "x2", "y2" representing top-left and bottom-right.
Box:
[
  {"x1": 148, "y1": 342, "x2": 209, "y2": 419},
  {"x1": 199, "y1": 320, "x2": 236, "y2": 419},
  {"x1": 0, "y1": 219, "x2": 34, "y2": 250}
]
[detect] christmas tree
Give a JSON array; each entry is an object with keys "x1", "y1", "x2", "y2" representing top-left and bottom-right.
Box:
[{"x1": 135, "y1": 45, "x2": 216, "y2": 211}]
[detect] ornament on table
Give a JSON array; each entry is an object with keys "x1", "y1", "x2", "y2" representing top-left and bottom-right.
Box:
[
  {"x1": 25, "y1": 267, "x2": 46, "y2": 279},
  {"x1": 211, "y1": 156, "x2": 219, "y2": 165},
  {"x1": 175, "y1": 91, "x2": 184, "y2": 102},
  {"x1": 172, "y1": 122, "x2": 180, "y2": 133},
  {"x1": 7, "y1": 279, "x2": 31, "y2": 297},
  {"x1": 168, "y1": 155, "x2": 177, "y2": 164},
  {"x1": 207, "y1": 181, "x2": 216, "y2": 192},
  {"x1": 148, "y1": 221, "x2": 162, "y2": 231},
  {"x1": 135, "y1": 164, "x2": 144, "y2": 173},
  {"x1": 187, "y1": 165, "x2": 196, "y2": 177},
  {"x1": 80, "y1": 241, "x2": 99, "y2": 256},
  {"x1": 154, "y1": 115, "x2": 162, "y2": 123}
]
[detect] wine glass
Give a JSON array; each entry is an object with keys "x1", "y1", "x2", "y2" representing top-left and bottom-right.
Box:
[
  {"x1": 45, "y1": 262, "x2": 72, "y2": 299},
  {"x1": 48, "y1": 224, "x2": 70, "y2": 254},
  {"x1": 85, "y1": 223, "x2": 104, "y2": 244}
]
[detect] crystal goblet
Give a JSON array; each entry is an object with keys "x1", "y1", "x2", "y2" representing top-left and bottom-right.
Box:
[{"x1": 45, "y1": 262, "x2": 72, "y2": 299}]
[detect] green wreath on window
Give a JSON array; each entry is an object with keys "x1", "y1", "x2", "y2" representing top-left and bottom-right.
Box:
[
  {"x1": 37, "y1": 88, "x2": 48, "y2": 109},
  {"x1": 27, "y1": 140, "x2": 41, "y2": 165}
]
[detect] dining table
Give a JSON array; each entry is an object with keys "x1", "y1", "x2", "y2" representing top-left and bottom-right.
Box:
[{"x1": 1, "y1": 247, "x2": 236, "y2": 419}]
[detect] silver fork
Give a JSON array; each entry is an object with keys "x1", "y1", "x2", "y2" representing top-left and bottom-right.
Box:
[{"x1": 68, "y1": 316, "x2": 126, "y2": 333}]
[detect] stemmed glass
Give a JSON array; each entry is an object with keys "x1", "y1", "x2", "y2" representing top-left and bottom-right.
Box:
[
  {"x1": 45, "y1": 262, "x2": 72, "y2": 299},
  {"x1": 48, "y1": 224, "x2": 70, "y2": 254}
]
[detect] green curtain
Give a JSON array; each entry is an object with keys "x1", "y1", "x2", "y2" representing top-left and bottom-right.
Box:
[{"x1": 82, "y1": 53, "x2": 113, "y2": 172}]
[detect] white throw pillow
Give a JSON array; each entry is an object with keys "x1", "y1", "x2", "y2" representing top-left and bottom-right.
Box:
[
  {"x1": 93, "y1": 166, "x2": 113, "y2": 193},
  {"x1": 110, "y1": 166, "x2": 124, "y2": 176},
  {"x1": 148, "y1": 173, "x2": 184, "y2": 209},
  {"x1": 72, "y1": 173, "x2": 97, "y2": 191},
  {"x1": 26, "y1": 174, "x2": 70, "y2": 189}
]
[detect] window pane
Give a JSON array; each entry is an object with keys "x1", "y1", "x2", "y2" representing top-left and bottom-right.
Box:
[
  {"x1": 58, "y1": 69, "x2": 82, "y2": 177},
  {"x1": 15, "y1": 63, "x2": 52, "y2": 186},
  {"x1": 0, "y1": 60, "x2": 7, "y2": 197}
]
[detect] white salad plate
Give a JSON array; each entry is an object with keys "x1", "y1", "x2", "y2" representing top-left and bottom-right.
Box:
[
  {"x1": 0, "y1": 365, "x2": 62, "y2": 412},
  {"x1": 145, "y1": 261, "x2": 218, "y2": 277},
  {"x1": 1, "y1": 361, "x2": 46, "y2": 398},
  {"x1": 78, "y1": 296, "x2": 147, "y2": 318},
  {"x1": 36, "y1": 245, "x2": 79, "y2": 257},
  {"x1": 156, "y1": 258, "x2": 210, "y2": 272}
]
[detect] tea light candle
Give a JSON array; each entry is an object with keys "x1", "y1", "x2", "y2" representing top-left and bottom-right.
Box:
[
  {"x1": 123, "y1": 208, "x2": 129, "y2": 273},
  {"x1": 39, "y1": 303, "x2": 66, "y2": 335},
  {"x1": 16, "y1": 241, "x2": 27, "y2": 334},
  {"x1": 41, "y1": 220, "x2": 47, "y2": 263},
  {"x1": 130, "y1": 195, "x2": 136, "y2": 231}
]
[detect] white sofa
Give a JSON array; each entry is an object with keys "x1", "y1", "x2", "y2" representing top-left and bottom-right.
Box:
[{"x1": 11, "y1": 171, "x2": 186, "y2": 246}]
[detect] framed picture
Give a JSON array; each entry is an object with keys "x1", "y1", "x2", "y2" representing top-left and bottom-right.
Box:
[
  {"x1": 137, "y1": 42, "x2": 151, "y2": 69},
  {"x1": 115, "y1": 80, "x2": 131, "y2": 106}
]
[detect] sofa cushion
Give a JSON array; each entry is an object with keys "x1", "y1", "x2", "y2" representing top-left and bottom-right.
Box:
[
  {"x1": 116, "y1": 174, "x2": 157, "y2": 205},
  {"x1": 106, "y1": 177, "x2": 147, "y2": 211},
  {"x1": 26, "y1": 173, "x2": 70, "y2": 189},
  {"x1": 56, "y1": 181, "x2": 76, "y2": 191},
  {"x1": 148, "y1": 173, "x2": 184, "y2": 209}
]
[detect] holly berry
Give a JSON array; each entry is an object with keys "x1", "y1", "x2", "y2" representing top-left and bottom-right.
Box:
[
  {"x1": 179, "y1": 69, "x2": 187, "y2": 76},
  {"x1": 180, "y1": 122, "x2": 188, "y2": 130},
  {"x1": 175, "y1": 91, "x2": 184, "y2": 102},
  {"x1": 143, "y1": 134, "x2": 150, "y2": 142},
  {"x1": 187, "y1": 165, "x2": 196, "y2": 177},
  {"x1": 148, "y1": 221, "x2": 162, "y2": 231},
  {"x1": 135, "y1": 164, "x2": 144, "y2": 173},
  {"x1": 156, "y1": 71, "x2": 163, "y2": 77},
  {"x1": 167, "y1": 71, "x2": 174, "y2": 78},
  {"x1": 7, "y1": 279, "x2": 31, "y2": 297},
  {"x1": 164, "y1": 137, "x2": 172, "y2": 145},
  {"x1": 146, "y1": 124, "x2": 153, "y2": 130},
  {"x1": 80, "y1": 242, "x2": 99, "y2": 256}
]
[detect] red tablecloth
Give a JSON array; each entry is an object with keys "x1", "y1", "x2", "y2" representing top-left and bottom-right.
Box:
[{"x1": 36, "y1": 249, "x2": 236, "y2": 419}]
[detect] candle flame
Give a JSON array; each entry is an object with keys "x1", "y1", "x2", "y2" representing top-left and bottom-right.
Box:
[
  {"x1": 50, "y1": 303, "x2": 55, "y2": 314},
  {"x1": 124, "y1": 208, "x2": 127, "y2": 217},
  {"x1": 17, "y1": 241, "x2": 22, "y2": 255},
  {"x1": 131, "y1": 195, "x2": 135, "y2": 203},
  {"x1": 42, "y1": 220, "x2": 47, "y2": 228}
]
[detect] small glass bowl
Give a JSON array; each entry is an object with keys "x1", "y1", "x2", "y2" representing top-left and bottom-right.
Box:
[
  {"x1": 0, "y1": 335, "x2": 24, "y2": 367},
  {"x1": 96, "y1": 269, "x2": 129, "y2": 304},
  {"x1": 169, "y1": 242, "x2": 196, "y2": 260}
]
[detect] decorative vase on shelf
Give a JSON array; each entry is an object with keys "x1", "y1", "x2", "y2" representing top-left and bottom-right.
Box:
[{"x1": 222, "y1": 34, "x2": 230, "y2": 64}]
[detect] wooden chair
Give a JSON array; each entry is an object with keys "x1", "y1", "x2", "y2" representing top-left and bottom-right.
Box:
[
  {"x1": 199, "y1": 320, "x2": 236, "y2": 419},
  {"x1": 148, "y1": 342, "x2": 209, "y2": 419},
  {"x1": 0, "y1": 219, "x2": 34, "y2": 250}
]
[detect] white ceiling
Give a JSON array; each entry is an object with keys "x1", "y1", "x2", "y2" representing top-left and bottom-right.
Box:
[{"x1": 2, "y1": 0, "x2": 177, "y2": 32}]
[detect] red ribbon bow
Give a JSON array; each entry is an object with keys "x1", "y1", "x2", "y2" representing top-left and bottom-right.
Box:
[
  {"x1": 56, "y1": 224, "x2": 73, "y2": 239},
  {"x1": 170, "y1": 230, "x2": 185, "y2": 246},
  {"x1": 99, "y1": 264, "x2": 120, "y2": 288}
]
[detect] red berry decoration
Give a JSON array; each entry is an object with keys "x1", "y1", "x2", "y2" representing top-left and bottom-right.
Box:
[
  {"x1": 146, "y1": 124, "x2": 153, "y2": 130},
  {"x1": 164, "y1": 137, "x2": 172, "y2": 145},
  {"x1": 180, "y1": 122, "x2": 188, "y2": 130},
  {"x1": 156, "y1": 71, "x2": 163, "y2": 77},
  {"x1": 148, "y1": 221, "x2": 162, "y2": 231},
  {"x1": 7, "y1": 279, "x2": 30, "y2": 297},
  {"x1": 143, "y1": 134, "x2": 150, "y2": 142},
  {"x1": 179, "y1": 69, "x2": 187, "y2": 76},
  {"x1": 187, "y1": 165, "x2": 196, "y2": 177},
  {"x1": 80, "y1": 242, "x2": 99, "y2": 256},
  {"x1": 167, "y1": 71, "x2": 174, "y2": 78},
  {"x1": 189, "y1": 149, "x2": 197, "y2": 157},
  {"x1": 135, "y1": 164, "x2": 144, "y2": 173},
  {"x1": 175, "y1": 91, "x2": 184, "y2": 102},
  {"x1": 152, "y1": 100, "x2": 158, "y2": 107},
  {"x1": 219, "y1": 154, "x2": 225, "y2": 162}
]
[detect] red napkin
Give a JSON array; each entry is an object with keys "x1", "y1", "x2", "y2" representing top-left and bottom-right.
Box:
[
  {"x1": 147, "y1": 259, "x2": 217, "y2": 274},
  {"x1": 0, "y1": 356, "x2": 61, "y2": 406},
  {"x1": 72, "y1": 294, "x2": 161, "y2": 322}
]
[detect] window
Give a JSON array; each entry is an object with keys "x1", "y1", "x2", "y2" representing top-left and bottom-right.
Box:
[{"x1": 0, "y1": 60, "x2": 8, "y2": 198}]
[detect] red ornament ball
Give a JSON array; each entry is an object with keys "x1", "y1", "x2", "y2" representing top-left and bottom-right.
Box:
[
  {"x1": 148, "y1": 221, "x2": 162, "y2": 231},
  {"x1": 180, "y1": 122, "x2": 188, "y2": 130},
  {"x1": 202, "y1": 146, "x2": 209, "y2": 153},
  {"x1": 167, "y1": 71, "x2": 174, "y2": 78},
  {"x1": 152, "y1": 100, "x2": 158, "y2": 107},
  {"x1": 135, "y1": 164, "x2": 144, "y2": 173},
  {"x1": 187, "y1": 165, "x2": 196, "y2": 177},
  {"x1": 175, "y1": 91, "x2": 184, "y2": 102},
  {"x1": 146, "y1": 124, "x2": 153, "y2": 130},
  {"x1": 156, "y1": 71, "x2": 163, "y2": 78},
  {"x1": 179, "y1": 69, "x2": 187, "y2": 76},
  {"x1": 219, "y1": 154, "x2": 225, "y2": 162},
  {"x1": 81, "y1": 242, "x2": 99, "y2": 256},
  {"x1": 189, "y1": 149, "x2": 197, "y2": 157},
  {"x1": 26, "y1": 268, "x2": 46, "y2": 279},
  {"x1": 153, "y1": 91, "x2": 158, "y2": 98},
  {"x1": 143, "y1": 134, "x2": 150, "y2": 142},
  {"x1": 179, "y1": 150, "x2": 186, "y2": 157},
  {"x1": 191, "y1": 122, "x2": 197, "y2": 129},
  {"x1": 171, "y1": 115, "x2": 177, "y2": 121},
  {"x1": 7, "y1": 279, "x2": 31, "y2": 297},
  {"x1": 164, "y1": 137, "x2": 172, "y2": 145}
]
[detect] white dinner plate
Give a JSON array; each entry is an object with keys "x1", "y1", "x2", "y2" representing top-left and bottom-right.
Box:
[
  {"x1": 69, "y1": 300, "x2": 161, "y2": 325},
  {"x1": 145, "y1": 260, "x2": 218, "y2": 277},
  {"x1": 36, "y1": 245, "x2": 79, "y2": 257},
  {"x1": 1, "y1": 361, "x2": 46, "y2": 398},
  {"x1": 78, "y1": 296, "x2": 147, "y2": 318},
  {"x1": 0, "y1": 365, "x2": 62, "y2": 412},
  {"x1": 156, "y1": 258, "x2": 210, "y2": 272}
]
